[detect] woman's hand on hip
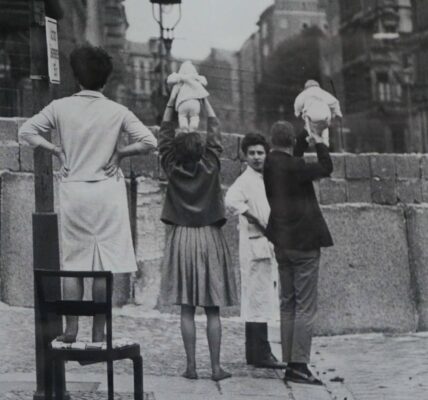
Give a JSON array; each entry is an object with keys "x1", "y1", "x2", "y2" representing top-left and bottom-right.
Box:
[
  {"x1": 52, "y1": 146, "x2": 69, "y2": 178},
  {"x1": 104, "y1": 151, "x2": 121, "y2": 177}
]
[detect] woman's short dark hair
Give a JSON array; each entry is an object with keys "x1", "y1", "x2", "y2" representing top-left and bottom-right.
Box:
[
  {"x1": 270, "y1": 121, "x2": 296, "y2": 148},
  {"x1": 241, "y1": 133, "x2": 270, "y2": 155},
  {"x1": 174, "y1": 132, "x2": 204, "y2": 163},
  {"x1": 70, "y1": 45, "x2": 113, "y2": 90}
]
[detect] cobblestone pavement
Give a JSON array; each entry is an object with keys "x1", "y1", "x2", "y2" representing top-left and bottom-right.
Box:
[{"x1": 2, "y1": 302, "x2": 428, "y2": 399}]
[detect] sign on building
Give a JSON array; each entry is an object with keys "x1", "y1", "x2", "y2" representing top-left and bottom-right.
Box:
[{"x1": 45, "y1": 17, "x2": 60, "y2": 84}]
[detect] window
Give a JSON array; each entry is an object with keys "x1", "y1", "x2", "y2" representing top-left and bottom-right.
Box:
[
  {"x1": 398, "y1": 0, "x2": 413, "y2": 33},
  {"x1": 376, "y1": 72, "x2": 391, "y2": 102},
  {"x1": 263, "y1": 43, "x2": 270, "y2": 57}
]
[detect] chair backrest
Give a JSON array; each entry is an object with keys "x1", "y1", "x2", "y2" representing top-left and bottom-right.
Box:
[{"x1": 34, "y1": 269, "x2": 114, "y2": 350}]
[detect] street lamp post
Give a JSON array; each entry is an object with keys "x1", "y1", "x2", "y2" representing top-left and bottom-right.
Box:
[{"x1": 149, "y1": 0, "x2": 182, "y2": 120}]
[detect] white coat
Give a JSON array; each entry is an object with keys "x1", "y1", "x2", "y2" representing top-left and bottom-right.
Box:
[{"x1": 225, "y1": 166, "x2": 279, "y2": 323}]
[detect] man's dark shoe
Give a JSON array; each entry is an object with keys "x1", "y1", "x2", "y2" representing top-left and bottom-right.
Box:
[
  {"x1": 254, "y1": 353, "x2": 287, "y2": 369},
  {"x1": 284, "y1": 367, "x2": 323, "y2": 385}
]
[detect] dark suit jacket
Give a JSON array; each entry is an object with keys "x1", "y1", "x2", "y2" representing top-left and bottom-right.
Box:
[{"x1": 263, "y1": 131, "x2": 333, "y2": 250}]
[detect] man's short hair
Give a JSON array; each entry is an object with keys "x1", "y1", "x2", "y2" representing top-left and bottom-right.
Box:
[
  {"x1": 241, "y1": 133, "x2": 270, "y2": 155},
  {"x1": 270, "y1": 121, "x2": 296, "y2": 148},
  {"x1": 173, "y1": 131, "x2": 204, "y2": 163},
  {"x1": 70, "y1": 45, "x2": 113, "y2": 90}
]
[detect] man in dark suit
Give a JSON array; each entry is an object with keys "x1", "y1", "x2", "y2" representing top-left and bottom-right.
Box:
[{"x1": 263, "y1": 121, "x2": 333, "y2": 385}]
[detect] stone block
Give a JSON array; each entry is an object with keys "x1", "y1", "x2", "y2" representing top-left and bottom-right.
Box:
[
  {"x1": 397, "y1": 179, "x2": 422, "y2": 204},
  {"x1": 370, "y1": 154, "x2": 396, "y2": 179},
  {"x1": 371, "y1": 178, "x2": 397, "y2": 205},
  {"x1": 395, "y1": 154, "x2": 421, "y2": 179},
  {"x1": 421, "y1": 155, "x2": 428, "y2": 179},
  {"x1": 0, "y1": 118, "x2": 18, "y2": 141},
  {"x1": 345, "y1": 154, "x2": 371, "y2": 179},
  {"x1": 221, "y1": 133, "x2": 241, "y2": 160},
  {"x1": 0, "y1": 173, "x2": 35, "y2": 306},
  {"x1": 319, "y1": 178, "x2": 347, "y2": 204},
  {"x1": 0, "y1": 173, "x2": 63, "y2": 306},
  {"x1": 405, "y1": 205, "x2": 428, "y2": 330},
  {"x1": 134, "y1": 258, "x2": 163, "y2": 309},
  {"x1": 19, "y1": 145, "x2": 34, "y2": 172},
  {"x1": 422, "y1": 180, "x2": 428, "y2": 203},
  {"x1": 220, "y1": 158, "x2": 242, "y2": 186},
  {"x1": 330, "y1": 153, "x2": 346, "y2": 179},
  {"x1": 303, "y1": 153, "x2": 317, "y2": 165},
  {"x1": 316, "y1": 204, "x2": 416, "y2": 335},
  {"x1": 131, "y1": 152, "x2": 159, "y2": 179},
  {"x1": 0, "y1": 143, "x2": 19, "y2": 171},
  {"x1": 135, "y1": 177, "x2": 166, "y2": 262},
  {"x1": 347, "y1": 179, "x2": 372, "y2": 203}
]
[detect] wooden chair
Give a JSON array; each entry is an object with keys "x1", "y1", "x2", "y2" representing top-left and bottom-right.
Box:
[{"x1": 34, "y1": 269, "x2": 144, "y2": 400}]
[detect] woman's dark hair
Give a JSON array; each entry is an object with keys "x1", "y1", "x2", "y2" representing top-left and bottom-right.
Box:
[
  {"x1": 173, "y1": 132, "x2": 204, "y2": 163},
  {"x1": 270, "y1": 121, "x2": 296, "y2": 148},
  {"x1": 241, "y1": 133, "x2": 270, "y2": 155},
  {"x1": 70, "y1": 45, "x2": 113, "y2": 90}
]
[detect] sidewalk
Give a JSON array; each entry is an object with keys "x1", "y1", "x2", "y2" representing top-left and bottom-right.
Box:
[{"x1": 1, "y1": 301, "x2": 427, "y2": 399}]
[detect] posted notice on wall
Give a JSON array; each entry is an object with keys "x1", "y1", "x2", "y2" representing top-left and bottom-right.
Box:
[{"x1": 45, "y1": 17, "x2": 60, "y2": 84}]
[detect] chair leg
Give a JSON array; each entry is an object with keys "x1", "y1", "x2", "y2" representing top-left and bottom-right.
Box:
[
  {"x1": 132, "y1": 356, "x2": 144, "y2": 400},
  {"x1": 107, "y1": 360, "x2": 114, "y2": 400},
  {"x1": 44, "y1": 354, "x2": 53, "y2": 400},
  {"x1": 54, "y1": 359, "x2": 66, "y2": 400}
]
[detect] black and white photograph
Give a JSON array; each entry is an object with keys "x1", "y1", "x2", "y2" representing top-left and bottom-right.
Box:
[{"x1": 0, "y1": 0, "x2": 426, "y2": 399}]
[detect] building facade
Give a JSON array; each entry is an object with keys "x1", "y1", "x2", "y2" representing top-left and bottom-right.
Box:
[
  {"x1": 258, "y1": 0, "x2": 327, "y2": 73},
  {"x1": 0, "y1": 0, "x2": 129, "y2": 117},
  {"x1": 329, "y1": 0, "x2": 414, "y2": 152}
]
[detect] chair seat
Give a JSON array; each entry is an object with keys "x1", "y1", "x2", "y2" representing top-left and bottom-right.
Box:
[{"x1": 51, "y1": 338, "x2": 137, "y2": 350}]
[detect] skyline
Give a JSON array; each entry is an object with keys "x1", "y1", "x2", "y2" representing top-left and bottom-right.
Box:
[{"x1": 124, "y1": 0, "x2": 274, "y2": 60}]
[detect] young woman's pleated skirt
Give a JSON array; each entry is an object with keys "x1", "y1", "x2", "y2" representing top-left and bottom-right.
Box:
[{"x1": 160, "y1": 225, "x2": 239, "y2": 307}]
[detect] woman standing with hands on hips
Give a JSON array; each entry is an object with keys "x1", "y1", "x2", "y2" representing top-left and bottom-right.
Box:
[{"x1": 19, "y1": 45, "x2": 157, "y2": 343}]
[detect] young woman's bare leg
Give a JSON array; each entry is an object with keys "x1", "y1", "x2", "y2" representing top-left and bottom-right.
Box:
[
  {"x1": 205, "y1": 306, "x2": 231, "y2": 381},
  {"x1": 181, "y1": 305, "x2": 198, "y2": 379}
]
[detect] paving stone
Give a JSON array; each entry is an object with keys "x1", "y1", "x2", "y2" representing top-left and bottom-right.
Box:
[{"x1": 345, "y1": 154, "x2": 371, "y2": 179}]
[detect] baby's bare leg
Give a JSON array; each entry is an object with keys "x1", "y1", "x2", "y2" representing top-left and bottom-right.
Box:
[
  {"x1": 189, "y1": 116, "x2": 200, "y2": 131},
  {"x1": 178, "y1": 114, "x2": 189, "y2": 131}
]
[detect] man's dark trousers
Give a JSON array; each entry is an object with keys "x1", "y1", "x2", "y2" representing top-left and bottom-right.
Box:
[{"x1": 275, "y1": 248, "x2": 320, "y2": 363}]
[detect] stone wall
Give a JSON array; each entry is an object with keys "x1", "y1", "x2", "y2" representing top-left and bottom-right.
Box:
[{"x1": 1, "y1": 117, "x2": 428, "y2": 335}]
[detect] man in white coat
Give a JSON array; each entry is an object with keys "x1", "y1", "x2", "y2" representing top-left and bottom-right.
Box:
[{"x1": 225, "y1": 133, "x2": 285, "y2": 369}]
